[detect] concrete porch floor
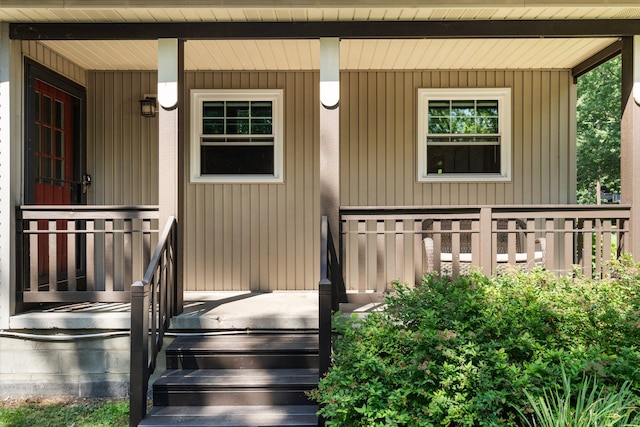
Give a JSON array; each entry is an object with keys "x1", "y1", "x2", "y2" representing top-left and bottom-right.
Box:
[
  {"x1": 173, "y1": 291, "x2": 385, "y2": 330},
  {"x1": 8, "y1": 291, "x2": 385, "y2": 330}
]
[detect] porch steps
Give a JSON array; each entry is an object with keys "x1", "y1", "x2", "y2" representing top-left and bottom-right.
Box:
[{"x1": 138, "y1": 332, "x2": 320, "y2": 427}]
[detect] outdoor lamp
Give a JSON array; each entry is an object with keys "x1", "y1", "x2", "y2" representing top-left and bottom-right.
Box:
[{"x1": 139, "y1": 96, "x2": 157, "y2": 118}]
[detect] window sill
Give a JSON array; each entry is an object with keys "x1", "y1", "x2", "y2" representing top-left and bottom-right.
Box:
[
  {"x1": 190, "y1": 174, "x2": 284, "y2": 184},
  {"x1": 418, "y1": 174, "x2": 511, "y2": 183}
]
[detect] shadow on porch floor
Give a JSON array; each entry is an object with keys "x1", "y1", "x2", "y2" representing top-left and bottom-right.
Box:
[{"x1": 9, "y1": 291, "x2": 385, "y2": 331}]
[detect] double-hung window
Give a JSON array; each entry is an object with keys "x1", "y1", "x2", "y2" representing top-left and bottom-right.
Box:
[
  {"x1": 190, "y1": 89, "x2": 283, "y2": 183},
  {"x1": 417, "y1": 88, "x2": 511, "y2": 182}
]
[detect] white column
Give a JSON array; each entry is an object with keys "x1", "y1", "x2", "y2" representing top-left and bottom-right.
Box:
[
  {"x1": 0, "y1": 24, "x2": 20, "y2": 328},
  {"x1": 157, "y1": 38, "x2": 183, "y2": 227},
  {"x1": 319, "y1": 38, "x2": 340, "y2": 238},
  {"x1": 157, "y1": 38, "x2": 184, "y2": 309}
]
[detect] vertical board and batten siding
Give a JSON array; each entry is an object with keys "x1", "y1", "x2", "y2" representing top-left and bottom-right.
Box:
[
  {"x1": 183, "y1": 71, "x2": 320, "y2": 292},
  {"x1": 21, "y1": 41, "x2": 86, "y2": 86},
  {"x1": 340, "y1": 70, "x2": 576, "y2": 206},
  {"x1": 87, "y1": 71, "x2": 158, "y2": 206},
  {"x1": 85, "y1": 69, "x2": 574, "y2": 292}
]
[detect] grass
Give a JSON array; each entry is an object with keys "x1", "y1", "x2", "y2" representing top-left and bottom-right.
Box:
[{"x1": 0, "y1": 397, "x2": 128, "y2": 427}]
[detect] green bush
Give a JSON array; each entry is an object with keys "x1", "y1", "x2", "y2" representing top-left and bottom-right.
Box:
[{"x1": 310, "y1": 256, "x2": 640, "y2": 426}]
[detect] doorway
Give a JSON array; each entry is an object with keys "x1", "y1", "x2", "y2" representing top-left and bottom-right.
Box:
[{"x1": 24, "y1": 60, "x2": 87, "y2": 286}]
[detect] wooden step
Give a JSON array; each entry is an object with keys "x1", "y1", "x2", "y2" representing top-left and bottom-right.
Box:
[
  {"x1": 138, "y1": 405, "x2": 319, "y2": 426},
  {"x1": 152, "y1": 368, "x2": 318, "y2": 406},
  {"x1": 166, "y1": 333, "x2": 319, "y2": 370}
]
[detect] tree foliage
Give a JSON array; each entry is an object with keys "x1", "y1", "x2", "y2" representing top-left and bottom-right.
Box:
[{"x1": 576, "y1": 56, "x2": 621, "y2": 204}]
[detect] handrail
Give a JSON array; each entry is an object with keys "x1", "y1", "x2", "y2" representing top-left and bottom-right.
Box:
[
  {"x1": 319, "y1": 216, "x2": 342, "y2": 378},
  {"x1": 129, "y1": 216, "x2": 178, "y2": 427},
  {"x1": 319, "y1": 216, "x2": 332, "y2": 382}
]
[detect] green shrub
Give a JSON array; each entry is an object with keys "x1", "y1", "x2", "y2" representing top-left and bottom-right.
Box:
[{"x1": 310, "y1": 257, "x2": 640, "y2": 426}]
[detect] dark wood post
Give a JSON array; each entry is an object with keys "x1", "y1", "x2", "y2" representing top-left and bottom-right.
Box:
[
  {"x1": 621, "y1": 36, "x2": 640, "y2": 255},
  {"x1": 129, "y1": 281, "x2": 150, "y2": 427}
]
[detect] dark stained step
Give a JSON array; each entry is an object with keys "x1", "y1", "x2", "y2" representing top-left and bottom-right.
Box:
[
  {"x1": 138, "y1": 405, "x2": 319, "y2": 426},
  {"x1": 152, "y1": 368, "x2": 318, "y2": 406},
  {"x1": 166, "y1": 333, "x2": 319, "y2": 370}
]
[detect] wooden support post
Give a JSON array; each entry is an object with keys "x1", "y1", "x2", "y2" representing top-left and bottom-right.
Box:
[
  {"x1": 129, "y1": 281, "x2": 150, "y2": 427},
  {"x1": 319, "y1": 38, "x2": 340, "y2": 242},
  {"x1": 621, "y1": 36, "x2": 640, "y2": 256}
]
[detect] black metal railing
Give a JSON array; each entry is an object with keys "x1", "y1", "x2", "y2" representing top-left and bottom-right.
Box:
[{"x1": 129, "y1": 216, "x2": 178, "y2": 427}]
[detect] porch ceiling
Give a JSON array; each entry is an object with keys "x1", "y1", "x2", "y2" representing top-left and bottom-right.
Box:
[
  {"x1": 37, "y1": 38, "x2": 619, "y2": 71},
  {"x1": 3, "y1": 4, "x2": 640, "y2": 23}
]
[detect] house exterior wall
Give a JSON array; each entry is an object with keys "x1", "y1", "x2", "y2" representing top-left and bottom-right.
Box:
[
  {"x1": 340, "y1": 69, "x2": 577, "y2": 207},
  {"x1": 183, "y1": 71, "x2": 321, "y2": 292},
  {"x1": 21, "y1": 41, "x2": 86, "y2": 87},
  {"x1": 87, "y1": 71, "x2": 159, "y2": 205},
  {"x1": 86, "y1": 68, "x2": 577, "y2": 292}
]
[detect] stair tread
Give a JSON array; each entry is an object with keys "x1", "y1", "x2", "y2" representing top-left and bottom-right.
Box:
[
  {"x1": 167, "y1": 334, "x2": 319, "y2": 353},
  {"x1": 155, "y1": 368, "x2": 318, "y2": 387},
  {"x1": 139, "y1": 405, "x2": 318, "y2": 426}
]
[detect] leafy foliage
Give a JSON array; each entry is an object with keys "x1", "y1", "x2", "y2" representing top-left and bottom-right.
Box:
[
  {"x1": 576, "y1": 56, "x2": 621, "y2": 204},
  {"x1": 518, "y1": 368, "x2": 640, "y2": 427},
  {"x1": 311, "y1": 259, "x2": 640, "y2": 426}
]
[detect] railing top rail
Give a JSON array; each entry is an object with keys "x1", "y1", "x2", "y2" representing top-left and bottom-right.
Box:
[
  {"x1": 142, "y1": 216, "x2": 177, "y2": 285},
  {"x1": 19, "y1": 205, "x2": 160, "y2": 220},
  {"x1": 341, "y1": 204, "x2": 631, "y2": 213}
]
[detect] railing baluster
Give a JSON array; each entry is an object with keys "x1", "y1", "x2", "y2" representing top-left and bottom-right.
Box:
[
  {"x1": 123, "y1": 219, "x2": 133, "y2": 291},
  {"x1": 583, "y1": 220, "x2": 594, "y2": 278},
  {"x1": 603, "y1": 219, "x2": 613, "y2": 277},
  {"x1": 67, "y1": 220, "x2": 77, "y2": 291},
  {"x1": 105, "y1": 219, "x2": 114, "y2": 292},
  {"x1": 384, "y1": 219, "x2": 396, "y2": 285},
  {"x1": 451, "y1": 220, "x2": 461, "y2": 277},
  {"x1": 48, "y1": 220, "x2": 57, "y2": 289},
  {"x1": 545, "y1": 219, "x2": 556, "y2": 272},
  {"x1": 29, "y1": 220, "x2": 39, "y2": 293},
  {"x1": 86, "y1": 219, "x2": 96, "y2": 292},
  {"x1": 433, "y1": 219, "x2": 442, "y2": 273},
  {"x1": 366, "y1": 219, "x2": 376, "y2": 292}
]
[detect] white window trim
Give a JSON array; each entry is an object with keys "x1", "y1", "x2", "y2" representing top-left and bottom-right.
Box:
[
  {"x1": 417, "y1": 87, "x2": 512, "y2": 183},
  {"x1": 190, "y1": 89, "x2": 284, "y2": 183}
]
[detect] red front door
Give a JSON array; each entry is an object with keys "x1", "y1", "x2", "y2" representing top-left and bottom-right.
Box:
[{"x1": 34, "y1": 79, "x2": 75, "y2": 277}]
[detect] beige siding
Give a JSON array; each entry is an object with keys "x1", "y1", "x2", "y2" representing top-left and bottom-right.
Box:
[
  {"x1": 87, "y1": 71, "x2": 159, "y2": 205},
  {"x1": 85, "y1": 68, "x2": 574, "y2": 292},
  {"x1": 340, "y1": 70, "x2": 577, "y2": 206},
  {"x1": 183, "y1": 71, "x2": 320, "y2": 292},
  {"x1": 21, "y1": 41, "x2": 86, "y2": 86}
]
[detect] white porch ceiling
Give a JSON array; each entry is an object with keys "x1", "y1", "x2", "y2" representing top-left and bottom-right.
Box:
[
  {"x1": 37, "y1": 38, "x2": 619, "y2": 71},
  {"x1": 3, "y1": 6, "x2": 640, "y2": 23}
]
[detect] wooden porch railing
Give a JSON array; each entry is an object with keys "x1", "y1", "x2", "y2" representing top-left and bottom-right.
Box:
[
  {"x1": 340, "y1": 205, "x2": 631, "y2": 293},
  {"x1": 130, "y1": 216, "x2": 178, "y2": 427},
  {"x1": 17, "y1": 205, "x2": 159, "y2": 303}
]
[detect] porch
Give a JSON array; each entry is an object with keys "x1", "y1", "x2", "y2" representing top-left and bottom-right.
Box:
[{"x1": 13, "y1": 203, "x2": 630, "y2": 311}]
